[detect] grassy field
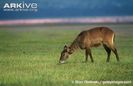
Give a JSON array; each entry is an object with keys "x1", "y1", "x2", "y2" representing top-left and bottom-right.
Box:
[{"x1": 0, "y1": 24, "x2": 133, "y2": 86}]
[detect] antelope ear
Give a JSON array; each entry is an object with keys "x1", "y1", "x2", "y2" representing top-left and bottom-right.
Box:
[{"x1": 64, "y1": 45, "x2": 67, "y2": 49}]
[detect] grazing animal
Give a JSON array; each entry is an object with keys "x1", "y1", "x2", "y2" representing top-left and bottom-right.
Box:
[{"x1": 59, "y1": 27, "x2": 119, "y2": 63}]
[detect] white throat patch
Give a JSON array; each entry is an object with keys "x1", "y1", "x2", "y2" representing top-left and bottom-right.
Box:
[{"x1": 60, "y1": 61, "x2": 65, "y2": 64}]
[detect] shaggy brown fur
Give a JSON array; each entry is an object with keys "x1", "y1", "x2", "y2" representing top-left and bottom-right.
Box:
[{"x1": 59, "y1": 27, "x2": 119, "y2": 63}]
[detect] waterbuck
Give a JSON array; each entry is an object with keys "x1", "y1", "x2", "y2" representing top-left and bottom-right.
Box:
[{"x1": 59, "y1": 27, "x2": 119, "y2": 64}]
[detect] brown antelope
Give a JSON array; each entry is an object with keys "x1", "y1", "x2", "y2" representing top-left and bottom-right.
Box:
[{"x1": 59, "y1": 27, "x2": 119, "y2": 64}]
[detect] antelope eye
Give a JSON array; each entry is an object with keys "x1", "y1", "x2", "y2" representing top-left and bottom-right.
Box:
[{"x1": 62, "y1": 53, "x2": 65, "y2": 57}]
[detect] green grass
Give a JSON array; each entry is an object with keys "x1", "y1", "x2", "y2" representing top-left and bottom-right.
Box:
[{"x1": 0, "y1": 24, "x2": 133, "y2": 86}]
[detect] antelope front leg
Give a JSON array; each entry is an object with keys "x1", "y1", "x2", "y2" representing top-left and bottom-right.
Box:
[
  {"x1": 85, "y1": 48, "x2": 94, "y2": 62},
  {"x1": 85, "y1": 49, "x2": 89, "y2": 62}
]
